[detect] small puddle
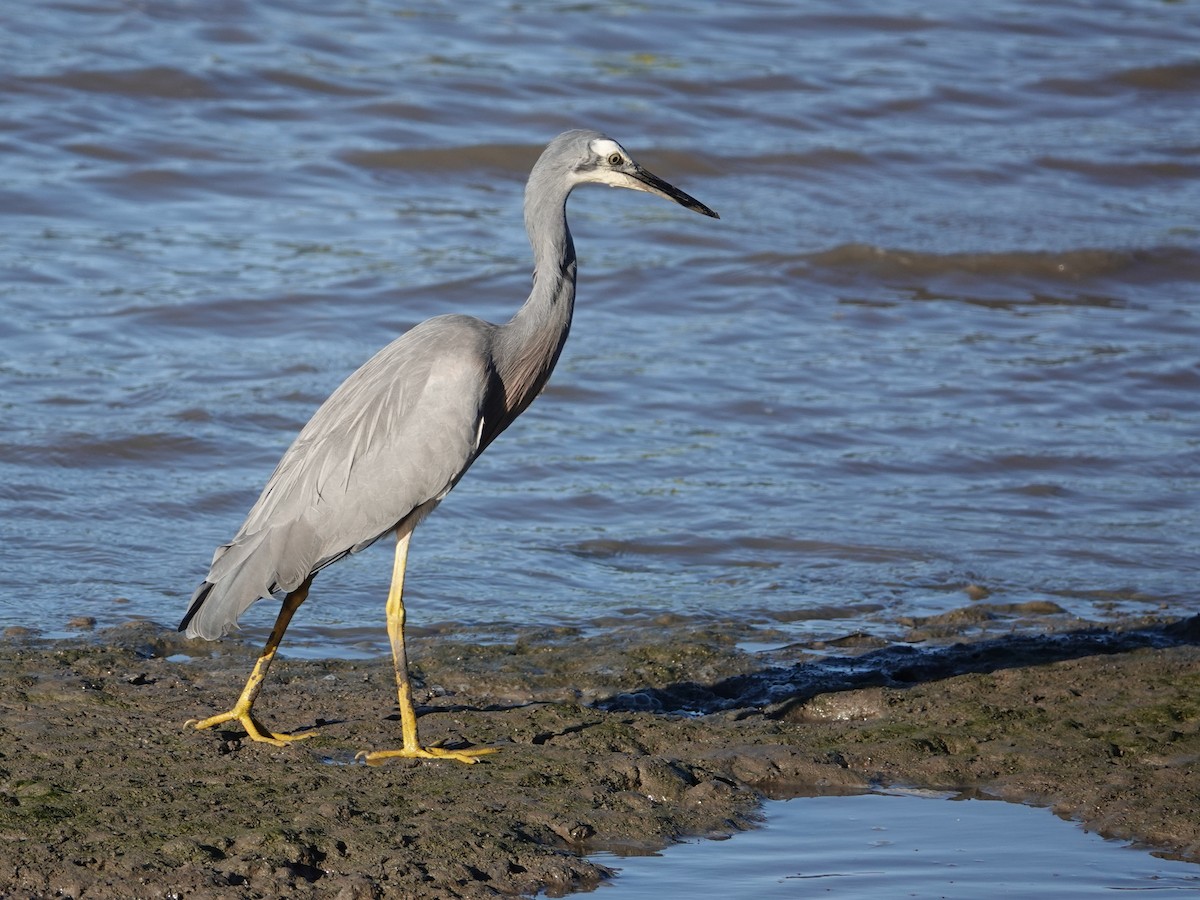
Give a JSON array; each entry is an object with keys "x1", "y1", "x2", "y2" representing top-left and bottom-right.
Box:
[{"x1": 585, "y1": 789, "x2": 1200, "y2": 897}]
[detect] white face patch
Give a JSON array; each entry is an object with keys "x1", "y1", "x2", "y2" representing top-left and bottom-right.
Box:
[
  {"x1": 580, "y1": 137, "x2": 648, "y2": 191},
  {"x1": 588, "y1": 138, "x2": 628, "y2": 163}
]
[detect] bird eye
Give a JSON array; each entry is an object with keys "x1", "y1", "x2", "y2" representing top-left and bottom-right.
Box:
[{"x1": 607, "y1": 152, "x2": 623, "y2": 166}]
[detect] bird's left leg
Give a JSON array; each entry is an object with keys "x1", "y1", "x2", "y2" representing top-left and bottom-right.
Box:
[
  {"x1": 356, "y1": 531, "x2": 497, "y2": 764},
  {"x1": 186, "y1": 579, "x2": 317, "y2": 747}
]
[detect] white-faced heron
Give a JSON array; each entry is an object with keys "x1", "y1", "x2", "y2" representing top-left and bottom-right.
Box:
[{"x1": 180, "y1": 129, "x2": 719, "y2": 763}]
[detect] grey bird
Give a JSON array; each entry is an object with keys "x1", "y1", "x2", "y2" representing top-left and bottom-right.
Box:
[{"x1": 180, "y1": 129, "x2": 719, "y2": 763}]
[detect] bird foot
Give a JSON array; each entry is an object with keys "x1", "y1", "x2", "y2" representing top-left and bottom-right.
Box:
[
  {"x1": 355, "y1": 744, "x2": 498, "y2": 765},
  {"x1": 186, "y1": 708, "x2": 317, "y2": 747}
]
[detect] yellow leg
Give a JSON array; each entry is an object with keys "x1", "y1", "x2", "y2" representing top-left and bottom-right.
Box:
[
  {"x1": 356, "y1": 531, "x2": 497, "y2": 765},
  {"x1": 186, "y1": 580, "x2": 317, "y2": 747}
]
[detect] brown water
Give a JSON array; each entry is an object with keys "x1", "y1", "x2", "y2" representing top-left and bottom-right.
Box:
[{"x1": 2, "y1": 1, "x2": 1198, "y2": 652}]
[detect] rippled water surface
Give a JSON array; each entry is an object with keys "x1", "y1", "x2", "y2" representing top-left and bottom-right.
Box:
[{"x1": 2, "y1": 1, "x2": 1198, "y2": 649}]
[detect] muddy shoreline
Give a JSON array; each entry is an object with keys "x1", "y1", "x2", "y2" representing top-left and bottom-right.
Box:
[{"x1": 2, "y1": 615, "x2": 1198, "y2": 897}]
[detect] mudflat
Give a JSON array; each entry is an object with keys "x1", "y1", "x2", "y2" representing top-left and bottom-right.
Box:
[{"x1": 2, "y1": 615, "x2": 1197, "y2": 898}]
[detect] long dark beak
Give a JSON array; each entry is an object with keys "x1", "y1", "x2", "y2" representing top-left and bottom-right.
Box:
[{"x1": 632, "y1": 165, "x2": 720, "y2": 219}]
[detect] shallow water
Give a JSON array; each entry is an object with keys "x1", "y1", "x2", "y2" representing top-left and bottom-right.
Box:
[
  {"x1": 592, "y1": 791, "x2": 1200, "y2": 898},
  {"x1": 2, "y1": 1, "x2": 1198, "y2": 650}
]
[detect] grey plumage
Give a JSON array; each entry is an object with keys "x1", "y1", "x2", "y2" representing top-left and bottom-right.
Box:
[{"x1": 180, "y1": 129, "x2": 718, "y2": 642}]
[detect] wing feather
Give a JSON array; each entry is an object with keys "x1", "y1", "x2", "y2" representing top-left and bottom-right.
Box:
[{"x1": 182, "y1": 315, "x2": 495, "y2": 639}]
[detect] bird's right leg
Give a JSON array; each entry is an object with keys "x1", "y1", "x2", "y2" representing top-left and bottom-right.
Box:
[
  {"x1": 356, "y1": 531, "x2": 497, "y2": 764},
  {"x1": 186, "y1": 579, "x2": 317, "y2": 747}
]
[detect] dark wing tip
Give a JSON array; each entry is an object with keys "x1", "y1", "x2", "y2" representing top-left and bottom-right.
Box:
[{"x1": 178, "y1": 581, "x2": 214, "y2": 633}]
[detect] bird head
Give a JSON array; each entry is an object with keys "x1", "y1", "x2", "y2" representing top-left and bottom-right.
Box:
[
  {"x1": 578, "y1": 133, "x2": 720, "y2": 219},
  {"x1": 537, "y1": 130, "x2": 719, "y2": 219}
]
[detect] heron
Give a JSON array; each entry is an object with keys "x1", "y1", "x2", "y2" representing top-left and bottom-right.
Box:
[{"x1": 179, "y1": 129, "x2": 719, "y2": 763}]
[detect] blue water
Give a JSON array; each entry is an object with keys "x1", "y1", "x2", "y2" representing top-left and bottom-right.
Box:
[
  {"x1": 592, "y1": 791, "x2": 1200, "y2": 898},
  {"x1": 1, "y1": 2, "x2": 1198, "y2": 650}
]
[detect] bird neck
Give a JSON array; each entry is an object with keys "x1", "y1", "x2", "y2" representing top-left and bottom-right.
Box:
[{"x1": 492, "y1": 183, "x2": 578, "y2": 428}]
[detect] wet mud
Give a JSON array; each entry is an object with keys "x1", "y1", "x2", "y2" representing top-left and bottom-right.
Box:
[{"x1": 1, "y1": 615, "x2": 1198, "y2": 898}]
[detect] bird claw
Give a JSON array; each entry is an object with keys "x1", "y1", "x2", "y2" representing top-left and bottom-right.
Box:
[
  {"x1": 186, "y1": 710, "x2": 317, "y2": 747},
  {"x1": 355, "y1": 745, "x2": 499, "y2": 765}
]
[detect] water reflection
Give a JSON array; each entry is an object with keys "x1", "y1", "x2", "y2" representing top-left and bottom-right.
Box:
[{"x1": 591, "y1": 791, "x2": 1200, "y2": 898}]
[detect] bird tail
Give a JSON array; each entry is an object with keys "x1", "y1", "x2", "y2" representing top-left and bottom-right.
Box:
[
  {"x1": 178, "y1": 580, "x2": 217, "y2": 636},
  {"x1": 178, "y1": 536, "x2": 276, "y2": 640},
  {"x1": 179, "y1": 518, "x2": 327, "y2": 640}
]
